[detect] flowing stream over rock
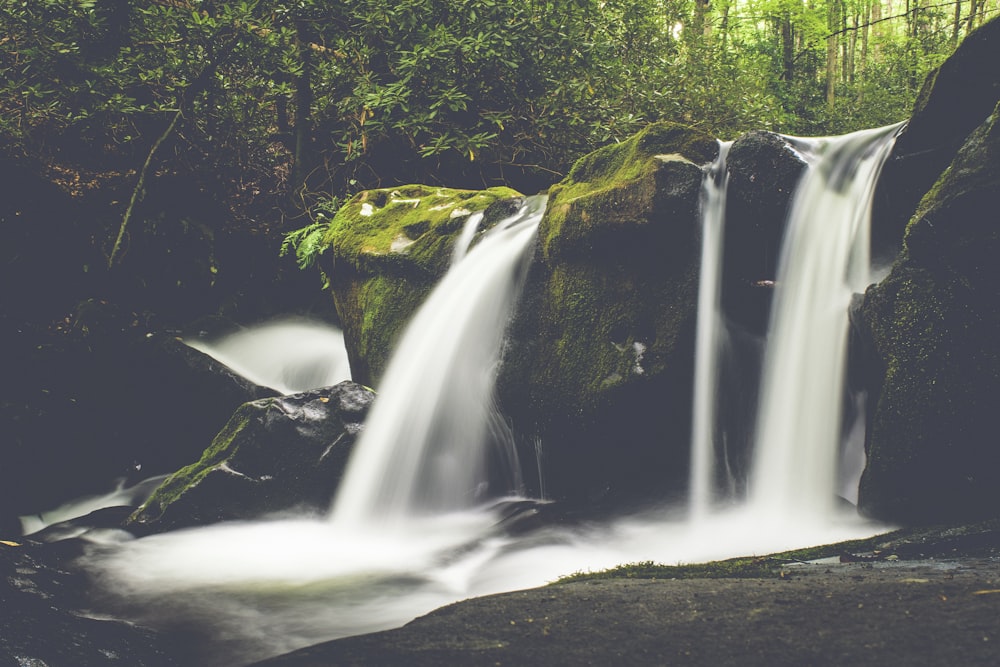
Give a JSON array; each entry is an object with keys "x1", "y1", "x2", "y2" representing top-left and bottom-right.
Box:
[
  {"x1": 331, "y1": 198, "x2": 543, "y2": 525},
  {"x1": 185, "y1": 316, "x2": 351, "y2": 395},
  {"x1": 78, "y1": 128, "x2": 903, "y2": 666},
  {"x1": 748, "y1": 124, "x2": 903, "y2": 517}
]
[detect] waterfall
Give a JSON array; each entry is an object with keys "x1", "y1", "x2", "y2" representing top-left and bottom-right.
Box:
[
  {"x1": 747, "y1": 124, "x2": 902, "y2": 519},
  {"x1": 185, "y1": 317, "x2": 351, "y2": 395},
  {"x1": 689, "y1": 141, "x2": 732, "y2": 520},
  {"x1": 331, "y1": 197, "x2": 545, "y2": 526}
]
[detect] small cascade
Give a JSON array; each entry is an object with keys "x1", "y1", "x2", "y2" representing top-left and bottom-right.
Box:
[
  {"x1": 748, "y1": 124, "x2": 902, "y2": 519},
  {"x1": 185, "y1": 317, "x2": 351, "y2": 395},
  {"x1": 451, "y1": 210, "x2": 485, "y2": 264},
  {"x1": 689, "y1": 141, "x2": 732, "y2": 520},
  {"x1": 331, "y1": 197, "x2": 545, "y2": 527}
]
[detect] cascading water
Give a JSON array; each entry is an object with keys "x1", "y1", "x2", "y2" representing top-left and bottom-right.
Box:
[
  {"x1": 331, "y1": 197, "x2": 545, "y2": 525},
  {"x1": 75, "y1": 128, "x2": 903, "y2": 667},
  {"x1": 689, "y1": 140, "x2": 732, "y2": 520},
  {"x1": 748, "y1": 123, "x2": 903, "y2": 519},
  {"x1": 185, "y1": 316, "x2": 351, "y2": 395}
]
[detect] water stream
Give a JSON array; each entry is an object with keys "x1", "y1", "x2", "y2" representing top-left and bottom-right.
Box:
[{"x1": 75, "y1": 127, "x2": 902, "y2": 666}]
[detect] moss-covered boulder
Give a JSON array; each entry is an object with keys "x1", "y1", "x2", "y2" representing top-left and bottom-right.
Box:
[
  {"x1": 498, "y1": 122, "x2": 718, "y2": 505},
  {"x1": 320, "y1": 185, "x2": 524, "y2": 386},
  {"x1": 126, "y1": 382, "x2": 374, "y2": 534},
  {"x1": 857, "y1": 100, "x2": 1000, "y2": 525},
  {"x1": 873, "y1": 15, "x2": 1000, "y2": 261}
]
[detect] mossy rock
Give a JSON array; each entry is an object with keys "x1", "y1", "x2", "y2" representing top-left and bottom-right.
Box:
[
  {"x1": 498, "y1": 122, "x2": 717, "y2": 505},
  {"x1": 857, "y1": 102, "x2": 1000, "y2": 525},
  {"x1": 540, "y1": 122, "x2": 717, "y2": 261},
  {"x1": 321, "y1": 185, "x2": 524, "y2": 385},
  {"x1": 126, "y1": 382, "x2": 374, "y2": 534}
]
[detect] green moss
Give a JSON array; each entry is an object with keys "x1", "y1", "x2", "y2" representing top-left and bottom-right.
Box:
[
  {"x1": 324, "y1": 185, "x2": 522, "y2": 277},
  {"x1": 541, "y1": 122, "x2": 715, "y2": 260},
  {"x1": 556, "y1": 519, "x2": 1000, "y2": 583}
]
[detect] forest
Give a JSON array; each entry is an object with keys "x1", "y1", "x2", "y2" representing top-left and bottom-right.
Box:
[{"x1": 3, "y1": 0, "x2": 997, "y2": 232}]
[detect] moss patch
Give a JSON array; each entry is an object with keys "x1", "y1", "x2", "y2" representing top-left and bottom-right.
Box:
[
  {"x1": 324, "y1": 185, "x2": 522, "y2": 278},
  {"x1": 556, "y1": 518, "x2": 1000, "y2": 583},
  {"x1": 540, "y1": 123, "x2": 716, "y2": 261}
]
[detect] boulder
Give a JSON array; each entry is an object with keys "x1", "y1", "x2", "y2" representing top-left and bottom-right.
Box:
[
  {"x1": 0, "y1": 300, "x2": 278, "y2": 532},
  {"x1": 498, "y1": 122, "x2": 718, "y2": 505},
  {"x1": 873, "y1": 15, "x2": 1000, "y2": 262},
  {"x1": 722, "y1": 130, "x2": 807, "y2": 334},
  {"x1": 319, "y1": 185, "x2": 525, "y2": 386},
  {"x1": 126, "y1": 382, "x2": 374, "y2": 534},
  {"x1": 857, "y1": 101, "x2": 1000, "y2": 524}
]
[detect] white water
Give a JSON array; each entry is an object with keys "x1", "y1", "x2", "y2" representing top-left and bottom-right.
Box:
[
  {"x1": 331, "y1": 197, "x2": 545, "y2": 525},
  {"x1": 689, "y1": 141, "x2": 732, "y2": 519},
  {"x1": 76, "y1": 130, "x2": 904, "y2": 667},
  {"x1": 185, "y1": 316, "x2": 351, "y2": 395},
  {"x1": 19, "y1": 474, "x2": 167, "y2": 535},
  {"x1": 749, "y1": 124, "x2": 902, "y2": 518}
]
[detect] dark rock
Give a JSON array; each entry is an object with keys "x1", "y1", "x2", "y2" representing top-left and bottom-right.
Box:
[
  {"x1": 873, "y1": 15, "x2": 1000, "y2": 263},
  {"x1": 126, "y1": 382, "x2": 374, "y2": 534},
  {"x1": 723, "y1": 131, "x2": 807, "y2": 334},
  {"x1": 857, "y1": 101, "x2": 1000, "y2": 524},
  {"x1": 0, "y1": 300, "x2": 279, "y2": 526},
  {"x1": 0, "y1": 540, "x2": 178, "y2": 666}
]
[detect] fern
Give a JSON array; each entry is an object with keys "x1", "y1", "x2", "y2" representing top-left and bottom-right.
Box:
[
  {"x1": 281, "y1": 196, "x2": 344, "y2": 291},
  {"x1": 280, "y1": 219, "x2": 331, "y2": 270}
]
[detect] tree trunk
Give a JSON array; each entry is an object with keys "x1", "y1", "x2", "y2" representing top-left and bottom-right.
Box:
[
  {"x1": 781, "y1": 12, "x2": 795, "y2": 82},
  {"x1": 292, "y1": 19, "x2": 315, "y2": 202},
  {"x1": 826, "y1": 0, "x2": 839, "y2": 109}
]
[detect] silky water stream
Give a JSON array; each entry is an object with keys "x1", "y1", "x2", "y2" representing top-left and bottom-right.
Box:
[{"x1": 77, "y1": 128, "x2": 902, "y2": 665}]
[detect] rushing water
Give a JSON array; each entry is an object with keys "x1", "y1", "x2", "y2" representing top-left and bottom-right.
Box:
[
  {"x1": 689, "y1": 140, "x2": 732, "y2": 519},
  {"x1": 748, "y1": 124, "x2": 903, "y2": 519},
  {"x1": 185, "y1": 316, "x2": 351, "y2": 395},
  {"x1": 331, "y1": 197, "x2": 544, "y2": 525},
  {"x1": 75, "y1": 128, "x2": 902, "y2": 666}
]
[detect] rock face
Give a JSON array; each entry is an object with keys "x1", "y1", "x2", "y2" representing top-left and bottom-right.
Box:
[
  {"x1": 126, "y1": 382, "x2": 374, "y2": 534},
  {"x1": 0, "y1": 300, "x2": 278, "y2": 534},
  {"x1": 498, "y1": 122, "x2": 718, "y2": 504},
  {"x1": 319, "y1": 185, "x2": 525, "y2": 386},
  {"x1": 722, "y1": 131, "x2": 807, "y2": 334},
  {"x1": 0, "y1": 540, "x2": 178, "y2": 666},
  {"x1": 857, "y1": 100, "x2": 1000, "y2": 524},
  {"x1": 873, "y1": 16, "x2": 1000, "y2": 262}
]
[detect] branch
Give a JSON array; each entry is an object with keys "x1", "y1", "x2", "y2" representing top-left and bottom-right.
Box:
[
  {"x1": 107, "y1": 109, "x2": 181, "y2": 268},
  {"x1": 825, "y1": 1, "x2": 975, "y2": 39}
]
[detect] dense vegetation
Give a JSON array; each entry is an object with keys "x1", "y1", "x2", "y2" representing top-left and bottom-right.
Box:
[{"x1": 3, "y1": 0, "x2": 996, "y2": 228}]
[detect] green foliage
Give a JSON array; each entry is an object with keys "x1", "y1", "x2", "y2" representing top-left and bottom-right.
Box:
[
  {"x1": 2, "y1": 0, "x2": 995, "y2": 220},
  {"x1": 280, "y1": 196, "x2": 340, "y2": 270}
]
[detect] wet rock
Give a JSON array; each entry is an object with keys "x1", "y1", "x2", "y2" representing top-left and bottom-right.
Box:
[
  {"x1": 723, "y1": 131, "x2": 807, "y2": 334},
  {"x1": 0, "y1": 301, "x2": 278, "y2": 531},
  {"x1": 857, "y1": 101, "x2": 1000, "y2": 524},
  {"x1": 0, "y1": 540, "x2": 178, "y2": 666},
  {"x1": 126, "y1": 382, "x2": 374, "y2": 534}
]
